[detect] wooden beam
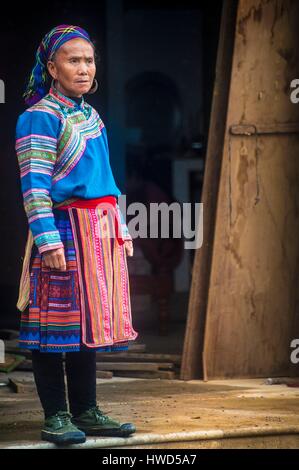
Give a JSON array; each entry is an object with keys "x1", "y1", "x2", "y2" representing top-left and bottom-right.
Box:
[
  {"x1": 96, "y1": 352, "x2": 181, "y2": 365},
  {"x1": 180, "y1": 0, "x2": 239, "y2": 380},
  {"x1": 96, "y1": 362, "x2": 174, "y2": 372}
]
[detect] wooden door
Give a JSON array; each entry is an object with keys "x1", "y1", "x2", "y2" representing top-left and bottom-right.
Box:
[{"x1": 182, "y1": 0, "x2": 299, "y2": 379}]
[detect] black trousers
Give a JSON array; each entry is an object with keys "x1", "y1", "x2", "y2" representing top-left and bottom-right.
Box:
[{"x1": 31, "y1": 349, "x2": 97, "y2": 419}]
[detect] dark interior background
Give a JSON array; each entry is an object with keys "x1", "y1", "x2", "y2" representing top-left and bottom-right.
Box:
[{"x1": 0, "y1": 0, "x2": 222, "y2": 331}]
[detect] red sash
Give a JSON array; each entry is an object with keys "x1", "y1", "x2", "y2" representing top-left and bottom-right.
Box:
[{"x1": 56, "y1": 196, "x2": 124, "y2": 245}]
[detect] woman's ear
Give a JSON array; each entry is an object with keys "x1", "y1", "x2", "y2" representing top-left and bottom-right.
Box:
[{"x1": 47, "y1": 61, "x2": 56, "y2": 80}]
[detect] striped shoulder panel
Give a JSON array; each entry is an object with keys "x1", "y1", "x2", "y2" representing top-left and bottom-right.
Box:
[{"x1": 27, "y1": 95, "x2": 62, "y2": 120}]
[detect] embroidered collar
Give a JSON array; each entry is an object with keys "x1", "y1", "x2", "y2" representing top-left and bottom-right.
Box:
[{"x1": 49, "y1": 85, "x2": 85, "y2": 109}]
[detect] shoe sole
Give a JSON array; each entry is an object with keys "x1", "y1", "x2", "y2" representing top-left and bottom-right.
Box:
[
  {"x1": 41, "y1": 430, "x2": 86, "y2": 445},
  {"x1": 77, "y1": 424, "x2": 136, "y2": 438}
]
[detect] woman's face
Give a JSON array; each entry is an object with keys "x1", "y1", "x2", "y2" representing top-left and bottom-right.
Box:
[{"x1": 47, "y1": 38, "x2": 96, "y2": 98}]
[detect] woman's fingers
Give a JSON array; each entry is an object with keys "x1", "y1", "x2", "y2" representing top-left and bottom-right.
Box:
[
  {"x1": 55, "y1": 249, "x2": 66, "y2": 270},
  {"x1": 125, "y1": 240, "x2": 133, "y2": 257},
  {"x1": 43, "y1": 248, "x2": 66, "y2": 270},
  {"x1": 59, "y1": 250, "x2": 67, "y2": 270}
]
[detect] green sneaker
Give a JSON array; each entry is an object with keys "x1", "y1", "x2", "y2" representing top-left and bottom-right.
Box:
[
  {"x1": 41, "y1": 411, "x2": 86, "y2": 445},
  {"x1": 72, "y1": 405, "x2": 136, "y2": 437}
]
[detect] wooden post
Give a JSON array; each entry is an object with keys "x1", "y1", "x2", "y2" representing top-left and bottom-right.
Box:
[{"x1": 180, "y1": 0, "x2": 238, "y2": 380}]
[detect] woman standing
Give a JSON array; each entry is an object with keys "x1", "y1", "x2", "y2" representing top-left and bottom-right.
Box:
[{"x1": 15, "y1": 24, "x2": 138, "y2": 445}]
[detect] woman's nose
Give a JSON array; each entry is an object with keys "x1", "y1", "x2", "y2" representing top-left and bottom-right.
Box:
[{"x1": 78, "y1": 64, "x2": 88, "y2": 74}]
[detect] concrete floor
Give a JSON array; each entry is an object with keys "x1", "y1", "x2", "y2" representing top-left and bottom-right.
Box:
[{"x1": 0, "y1": 374, "x2": 299, "y2": 448}]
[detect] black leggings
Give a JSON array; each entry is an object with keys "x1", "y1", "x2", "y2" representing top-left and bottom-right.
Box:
[{"x1": 31, "y1": 349, "x2": 97, "y2": 419}]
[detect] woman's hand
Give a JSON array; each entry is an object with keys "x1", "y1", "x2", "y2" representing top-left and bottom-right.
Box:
[
  {"x1": 124, "y1": 240, "x2": 133, "y2": 257},
  {"x1": 42, "y1": 247, "x2": 67, "y2": 270}
]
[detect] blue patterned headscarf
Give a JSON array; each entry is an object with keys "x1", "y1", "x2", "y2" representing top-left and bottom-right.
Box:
[{"x1": 23, "y1": 24, "x2": 94, "y2": 106}]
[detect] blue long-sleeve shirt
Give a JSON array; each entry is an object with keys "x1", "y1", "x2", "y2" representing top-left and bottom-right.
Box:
[{"x1": 15, "y1": 86, "x2": 130, "y2": 253}]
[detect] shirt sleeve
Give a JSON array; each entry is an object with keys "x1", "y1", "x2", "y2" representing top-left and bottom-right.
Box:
[{"x1": 15, "y1": 109, "x2": 64, "y2": 254}]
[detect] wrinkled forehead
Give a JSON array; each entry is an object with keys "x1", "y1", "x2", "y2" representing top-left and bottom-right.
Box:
[{"x1": 51, "y1": 38, "x2": 95, "y2": 59}]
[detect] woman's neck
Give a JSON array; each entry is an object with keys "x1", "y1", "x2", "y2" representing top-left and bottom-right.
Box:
[
  {"x1": 52, "y1": 82, "x2": 84, "y2": 105},
  {"x1": 55, "y1": 82, "x2": 83, "y2": 101}
]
